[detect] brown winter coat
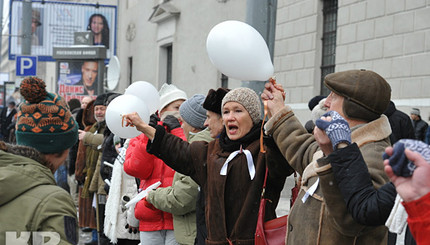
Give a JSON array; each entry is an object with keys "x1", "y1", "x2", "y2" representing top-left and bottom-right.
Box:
[
  {"x1": 147, "y1": 126, "x2": 294, "y2": 245},
  {"x1": 265, "y1": 106, "x2": 391, "y2": 245}
]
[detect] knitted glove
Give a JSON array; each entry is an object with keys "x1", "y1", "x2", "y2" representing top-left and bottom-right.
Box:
[
  {"x1": 148, "y1": 113, "x2": 160, "y2": 128},
  {"x1": 383, "y1": 139, "x2": 430, "y2": 177},
  {"x1": 163, "y1": 115, "x2": 181, "y2": 131},
  {"x1": 315, "y1": 111, "x2": 351, "y2": 150}
]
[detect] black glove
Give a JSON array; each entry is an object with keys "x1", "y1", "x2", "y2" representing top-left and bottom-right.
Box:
[
  {"x1": 125, "y1": 224, "x2": 138, "y2": 234},
  {"x1": 148, "y1": 114, "x2": 160, "y2": 128},
  {"x1": 163, "y1": 115, "x2": 181, "y2": 131}
]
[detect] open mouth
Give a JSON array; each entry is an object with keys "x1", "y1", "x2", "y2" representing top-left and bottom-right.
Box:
[{"x1": 227, "y1": 125, "x2": 238, "y2": 134}]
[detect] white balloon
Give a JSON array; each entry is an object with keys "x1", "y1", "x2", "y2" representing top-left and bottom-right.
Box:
[
  {"x1": 106, "y1": 94, "x2": 150, "y2": 139},
  {"x1": 206, "y1": 20, "x2": 274, "y2": 81},
  {"x1": 125, "y1": 81, "x2": 160, "y2": 114}
]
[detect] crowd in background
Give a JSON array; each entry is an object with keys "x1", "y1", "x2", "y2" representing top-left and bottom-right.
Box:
[{"x1": 1, "y1": 71, "x2": 430, "y2": 245}]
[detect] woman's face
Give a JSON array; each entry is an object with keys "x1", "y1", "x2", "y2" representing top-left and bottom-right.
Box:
[
  {"x1": 159, "y1": 99, "x2": 185, "y2": 118},
  {"x1": 222, "y1": 102, "x2": 253, "y2": 141},
  {"x1": 91, "y1": 16, "x2": 104, "y2": 34}
]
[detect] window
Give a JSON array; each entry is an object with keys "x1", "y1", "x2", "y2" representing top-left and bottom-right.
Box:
[
  {"x1": 320, "y1": 0, "x2": 338, "y2": 96},
  {"x1": 128, "y1": 56, "x2": 133, "y2": 86},
  {"x1": 166, "y1": 45, "x2": 172, "y2": 84},
  {"x1": 221, "y1": 74, "x2": 228, "y2": 88}
]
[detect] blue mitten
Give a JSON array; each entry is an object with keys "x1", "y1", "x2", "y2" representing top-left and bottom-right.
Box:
[
  {"x1": 383, "y1": 139, "x2": 430, "y2": 177},
  {"x1": 315, "y1": 111, "x2": 351, "y2": 150}
]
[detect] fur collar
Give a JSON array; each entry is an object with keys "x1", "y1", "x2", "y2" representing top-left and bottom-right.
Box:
[{"x1": 351, "y1": 115, "x2": 391, "y2": 147}]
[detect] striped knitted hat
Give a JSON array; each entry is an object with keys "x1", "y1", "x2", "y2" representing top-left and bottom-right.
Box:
[{"x1": 16, "y1": 77, "x2": 78, "y2": 154}]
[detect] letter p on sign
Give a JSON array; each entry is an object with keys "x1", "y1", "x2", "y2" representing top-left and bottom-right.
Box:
[{"x1": 16, "y1": 55, "x2": 37, "y2": 76}]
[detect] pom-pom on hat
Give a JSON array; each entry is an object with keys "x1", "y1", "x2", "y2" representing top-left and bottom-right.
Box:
[
  {"x1": 179, "y1": 94, "x2": 207, "y2": 129},
  {"x1": 203, "y1": 88, "x2": 230, "y2": 115},
  {"x1": 158, "y1": 83, "x2": 187, "y2": 112},
  {"x1": 16, "y1": 77, "x2": 78, "y2": 154},
  {"x1": 221, "y1": 87, "x2": 261, "y2": 124}
]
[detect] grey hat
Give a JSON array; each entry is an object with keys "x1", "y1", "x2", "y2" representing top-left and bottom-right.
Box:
[
  {"x1": 411, "y1": 108, "x2": 420, "y2": 116},
  {"x1": 221, "y1": 87, "x2": 261, "y2": 124},
  {"x1": 179, "y1": 94, "x2": 207, "y2": 129}
]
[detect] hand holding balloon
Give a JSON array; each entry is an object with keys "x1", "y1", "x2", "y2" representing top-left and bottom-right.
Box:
[
  {"x1": 105, "y1": 94, "x2": 149, "y2": 139},
  {"x1": 123, "y1": 112, "x2": 156, "y2": 140}
]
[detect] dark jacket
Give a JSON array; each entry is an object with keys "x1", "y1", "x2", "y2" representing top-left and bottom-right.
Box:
[
  {"x1": 412, "y1": 118, "x2": 428, "y2": 141},
  {"x1": 0, "y1": 107, "x2": 17, "y2": 140},
  {"x1": 384, "y1": 101, "x2": 415, "y2": 144},
  {"x1": 147, "y1": 124, "x2": 293, "y2": 245},
  {"x1": 319, "y1": 143, "x2": 397, "y2": 226}
]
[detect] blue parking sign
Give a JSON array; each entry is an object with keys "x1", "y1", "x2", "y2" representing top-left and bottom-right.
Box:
[{"x1": 16, "y1": 56, "x2": 37, "y2": 76}]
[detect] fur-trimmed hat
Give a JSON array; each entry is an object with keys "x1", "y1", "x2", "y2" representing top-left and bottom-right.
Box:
[
  {"x1": 221, "y1": 87, "x2": 261, "y2": 124},
  {"x1": 179, "y1": 94, "x2": 207, "y2": 129},
  {"x1": 324, "y1": 69, "x2": 391, "y2": 122},
  {"x1": 16, "y1": 77, "x2": 78, "y2": 154},
  {"x1": 203, "y1": 88, "x2": 229, "y2": 115},
  {"x1": 158, "y1": 83, "x2": 187, "y2": 111}
]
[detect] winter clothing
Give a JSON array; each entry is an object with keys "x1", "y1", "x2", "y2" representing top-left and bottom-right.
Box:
[
  {"x1": 179, "y1": 94, "x2": 207, "y2": 129},
  {"x1": 315, "y1": 111, "x2": 351, "y2": 149},
  {"x1": 0, "y1": 105, "x2": 16, "y2": 141},
  {"x1": 203, "y1": 88, "x2": 230, "y2": 114},
  {"x1": 81, "y1": 121, "x2": 106, "y2": 197},
  {"x1": 16, "y1": 77, "x2": 78, "y2": 154},
  {"x1": 123, "y1": 123, "x2": 186, "y2": 232},
  {"x1": 383, "y1": 101, "x2": 415, "y2": 144},
  {"x1": 146, "y1": 123, "x2": 294, "y2": 245},
  {"x1": 221, "y1": 87, "x2": 261, "y2": 124},
  {"x1": 411, "y1": 108, "x2": 420, "y2": 116},
  {"x1": 0, "y1": 143, "x2": 78, "y2": 244},
  {"x1": 308, "y1": 95, "x2": 326, "y2": 111},
  {"x1": 104, "y1": 140, "x2": 140, "y2": 244},
  {"x1": 264, "y1": 105, "x2": 391, "y2": 245},
  {"x1": 412, "y1": 118, "x2": 428, "y2": 142},
  {"x1": 146, "y1": 128, "x2": 213, "y2": 245},
  {"x1": 324, "y1": 69, "x2": 391, "y2": 122},
  {"x1": 159, "y1": 83, "x2": 188, "y2": 111},
  {"x1": 318, "y1": 143, "x2": 397, "y2": 226},
  {"x1": 402, "y1": 192, "x2": 430, "y2": 244}
]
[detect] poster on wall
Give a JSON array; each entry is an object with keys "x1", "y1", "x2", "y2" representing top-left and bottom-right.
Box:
[
  {"x1": 57, "y1": 60, "x2": 102, "y2": 101},
  {"x1": 9, "y1": 0, "x2": 117, "y2": 61}
]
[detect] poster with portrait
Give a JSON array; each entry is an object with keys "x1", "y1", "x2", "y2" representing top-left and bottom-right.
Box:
[
  {"x1": 57, "y1": 60, "x2": 102, "y2": 101},
  {"x1": 9, "y1": 1, "x2": 117, "y2": 61}
]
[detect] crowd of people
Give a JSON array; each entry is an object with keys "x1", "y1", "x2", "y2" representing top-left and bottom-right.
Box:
[{"x1": 1, "y1": 72, "x2": 430, "y2": 245}]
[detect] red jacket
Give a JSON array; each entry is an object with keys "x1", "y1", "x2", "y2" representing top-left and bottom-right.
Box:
[
  {"x1": 124, "y1": 124, "x2": 186, "y2": 231},
  {"x1": 402, "y1": 192, "x2": 430, "y2": 245}
]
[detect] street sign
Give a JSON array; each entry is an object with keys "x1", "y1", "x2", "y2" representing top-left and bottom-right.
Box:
[{"x1": 16, "y1": 55, "x2": 37, "y2": 76}]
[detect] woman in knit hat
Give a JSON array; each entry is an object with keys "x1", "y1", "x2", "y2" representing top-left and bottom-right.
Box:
[
  {"x1": 124, "y1": 87, "x2": 294, "y2": 245},
  {"x1": 0, "y1": 77, "x2": 79, "y2": 244},
  {"x1": 123, "y1": 83, "x2": 188, "y2": 245}
]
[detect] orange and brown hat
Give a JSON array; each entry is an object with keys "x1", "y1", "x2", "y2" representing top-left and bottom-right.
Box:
[{"x1": 16, "y1": 77, "x2": 78, "y2": 153}]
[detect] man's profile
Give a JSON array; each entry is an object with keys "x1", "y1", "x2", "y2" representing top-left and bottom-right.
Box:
[{"x1": 78, "y1": 61, "x2": 98, "y2": 96}]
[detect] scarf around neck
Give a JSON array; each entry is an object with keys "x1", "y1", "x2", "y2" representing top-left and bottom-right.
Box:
[{"x1": 219, "y1": 122, "x2": 261, "y2": 152}]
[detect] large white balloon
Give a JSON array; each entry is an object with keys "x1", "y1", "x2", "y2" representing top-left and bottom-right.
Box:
[
  {"x1": 206, "y1": 20, "x2": 274, "y2": 81},
  {"x1": 106, "y1": 94, "x2": 150, "y2": 139},
  {"x1": 125, "y1": 81, "x2": 160, "y2": 114}
]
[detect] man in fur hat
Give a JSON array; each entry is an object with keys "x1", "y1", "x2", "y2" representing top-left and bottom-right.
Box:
[{"x1": 262, "y1": 69, "x2": 392, "y2": 245}]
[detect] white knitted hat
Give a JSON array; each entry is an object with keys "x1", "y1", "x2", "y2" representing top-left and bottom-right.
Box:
[{"x1": 158, "y1": 83, "x2": 187, "y2": 111}]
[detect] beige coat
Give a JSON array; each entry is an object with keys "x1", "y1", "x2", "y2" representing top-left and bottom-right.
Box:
[{"x1": 265, "y1": 106, "x2": 391, "y2": 245}]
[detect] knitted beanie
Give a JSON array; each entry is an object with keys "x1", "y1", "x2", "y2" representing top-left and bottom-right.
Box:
[
  {"x1": 221, "y1": 87, "x2": 261, "y2": 124},
  {"x1": 158, "y1": 83, "x2": 187, "y2": 111},
  {"x1": 203, "y1": 88, "x2": 230, "y2": 115},
  {"x1": 411, "y1": 108, "x2": 420, "y2": 116},
  {"x1": 16, "y1": 77, "x2": 78, "y2": 154},
  {"x1": 324, "y1": 69, "x2": 391, "y2": 122},
  {"x1": 179, "y1": 94, "x2": 207, "y2": 129}
]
